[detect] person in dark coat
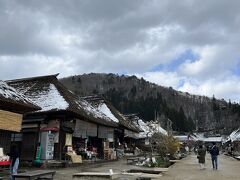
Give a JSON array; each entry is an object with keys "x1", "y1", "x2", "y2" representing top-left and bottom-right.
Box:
[
  {"x1": 9, "y1": 144, "x2": 20, "y2": 180},
  {"x1": 197, "y1": 145, "x2": 206, "y2": 169},
  {"x1": 209, "y1": 142, "x2": 219, "y2": 170}
]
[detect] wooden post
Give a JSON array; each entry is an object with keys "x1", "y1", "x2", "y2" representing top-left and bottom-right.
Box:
[{"x1": 59, "y1": 120, "x2": 62, "y2": 161}]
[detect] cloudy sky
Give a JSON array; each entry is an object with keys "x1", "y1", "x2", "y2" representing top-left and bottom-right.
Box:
[{"x1": 1, "y1": 0, "x2": 240, "y2": 102}]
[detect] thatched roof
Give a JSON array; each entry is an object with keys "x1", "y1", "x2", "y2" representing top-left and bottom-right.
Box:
[
  {"x1": 124, "y1": 114, "x2": 168, "y2": 138},
  {"x1": 7, "y1": 75, "x2": 118, "y2": 127},
  {"x1": 227, "y1": 128, "x2": 240, "y2": 142},
  {"x1": 82, "y1": 95, "x2": 141, "y2": 132},
  {"x1": 0, "y1": 80, "x2": 40, "y2": 113}
]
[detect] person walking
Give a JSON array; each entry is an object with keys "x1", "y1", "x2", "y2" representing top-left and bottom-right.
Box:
[
  {"x1": 210, "y1": 142, "x2": 219, "y2": 170},
  {"x1": 9, "y1": 144, "x2": 20, "y2": 180},
  {"x1": 197, "y1": 145, "x2": 206, "y2": 170}
]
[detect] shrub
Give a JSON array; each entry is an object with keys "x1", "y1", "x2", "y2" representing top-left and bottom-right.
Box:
[{"x1": 151, "y1": 133, "x2": 180, "y2": 158}]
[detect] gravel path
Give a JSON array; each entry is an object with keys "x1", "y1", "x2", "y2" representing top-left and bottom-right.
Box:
[
  {"x1": 162, "y1": 153, "x2": 240, "y2": 180},
  {"x1": 12, "y1": 153, "x2": 238, "y2": 179}
]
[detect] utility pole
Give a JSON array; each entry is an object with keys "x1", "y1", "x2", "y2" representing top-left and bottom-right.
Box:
[
  {"x1": 154, "y1": 110, "x2": 161, "y2": 134},
  {"x1": 167, "y1": 118, "x2": 172, "y2": 135}
]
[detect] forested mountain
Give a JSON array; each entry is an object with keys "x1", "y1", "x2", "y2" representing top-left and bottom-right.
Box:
[{"x1": 60, "y1": 73, "x2": 240, "y2": 134}]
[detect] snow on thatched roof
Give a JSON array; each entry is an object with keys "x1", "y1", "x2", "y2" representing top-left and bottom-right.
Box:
[
  {"x1": 147, "y1": 121, "x2": 168, "y2": 135},
  {"x1": 191, "y1": 133, "x2": 205, "y2": 141},
  {"x1": 135, "y1": 119, "x2": 149, "y2": 138},
  {"x1": 174, "y1": 135, "x2": 189, "y2": 142},
  {"x1": 0, "y1": 80, "x2": 40, "y2": 113},
  {"x1": 191, "y1": 133, "x2": 223, "y2": 142},
  {"x1": 7, "y1": 75, "x2": 69, "y2": 112},
  {"x1": 7, "y1": 75, "x2": 118, "y2": 127},
  {"x1": 97, "y1": 103, "x2": 119, "y2": 123},
  {"x1": 228, "y1": 128, "x2": 240, "y2": 142},
  {"x1": 82, "y1": 95, "x2": 140, "y2": 132},
  {"x1": 203, "y1": 137, "x2": 222, "y2": 142},
  {"x1": 124, "y1": 114, "x2": 167, "y2": 138},
  {"x1": 29, "y1": 83, "x2": 69, "y2": 112},
  {"x1": 76, "y1": 98, "x2": 118, "y2": 126},
  {"x1": 174, "y1": 135, "x2": 199, "y2": 142}
]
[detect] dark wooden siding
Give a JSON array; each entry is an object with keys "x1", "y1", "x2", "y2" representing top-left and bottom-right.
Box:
[{"x1": 21, "y1": 131, "x2": 39, "y2": 161}]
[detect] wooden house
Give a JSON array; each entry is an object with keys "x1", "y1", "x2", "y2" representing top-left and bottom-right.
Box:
[
  {"x1": 0, "y1": 80, "x2": 40, "y2": 155},
  {"x1": 7, "y1": 75, "x2": 118, "y2": 162},
  {"x1": 125, "y1": 114, "x2": 168, "y2": 151},
  {"x1": 124, "y1": 114, "x2": 148, "y2": 146},
  {"x1": 227, "y1": 128, "x2": 240, "y2": 155},
  {"x1": 82, "y1": 96, "x2": 141, "y2": 155},
  {"x1": 203, "y1": 136, "x2": 222, "y2": 148}
]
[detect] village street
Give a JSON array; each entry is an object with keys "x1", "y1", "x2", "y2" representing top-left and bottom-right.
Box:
[
  {"x1": 161, "y1": 154, "x2": 240, "y2": 180},
  {"x1": 52, "y1": 153, "x2": 240, "y2": 179}
]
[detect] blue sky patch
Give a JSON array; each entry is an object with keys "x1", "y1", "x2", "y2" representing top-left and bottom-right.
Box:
[
  {"x1": 150, "y1": 49, "x2": 199, "y2": 72},
  {"x1": 177, "y1": 79, "x2": 185, "y2": 88},
  {"x1": 231, "y1": 61, "x2": 240, "y2": 76}
]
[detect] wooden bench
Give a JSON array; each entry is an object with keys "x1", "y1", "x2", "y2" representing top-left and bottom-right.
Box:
[
  {"x1": 169, "y1": 159, "x2": 180, "y2": 163},
  {"x1": 126, "y1": 157, "x2": 139, "y2": 164},
  {"x1": 12, "y1": 170, "x2": 55, "y2": 180},
  {"x1": 234, "y1": 156, "x2": 240, "y2": 160},
  {"x1": 127, "y1": 167, "x2": 168, "y2": 174},
  {"x1": 73, "y1": 172, "x2": 119, "y2": 180}
]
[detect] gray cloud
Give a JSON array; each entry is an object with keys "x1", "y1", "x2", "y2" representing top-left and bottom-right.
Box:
[
  {"x1": 2, "y1": 0, "x2": 240, "y2": 55},
  {"x1": 0, "y1": 1, "x2": 62, "y2": 56},
  {"x1": 1, "y1": 0, "x2": 240, "y2": 101}
]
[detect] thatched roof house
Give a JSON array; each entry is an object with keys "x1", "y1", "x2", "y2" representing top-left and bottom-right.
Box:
[
  {"x1": 0, "y1": 80, "x2": 40, "y2": 132},
  {"x1": 0, "y1": 81, "x2": 40, "y2": 153},
  {"x1": 81, "y1": 95, "x2": 141, "y2": 133},
  {"x1": 0, "y1": 80, "x2": 40, "y2": 114},
  {"x1": 227, "y1": 128, "x2": 240, "y2": 142},
  {"x1": 7, "y1": 74, "x2": 119, "y2": 161},
  {"x1": 124, "y1": 114, "x2": 167, "y2": 138},
  {"x1": 7, "y1": 74, "x2": 118, "y2": 127}
]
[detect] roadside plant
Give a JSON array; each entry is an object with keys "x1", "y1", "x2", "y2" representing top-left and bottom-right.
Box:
[{"x1": 151, "y1": 133, "x2": 180, "y2": 158}]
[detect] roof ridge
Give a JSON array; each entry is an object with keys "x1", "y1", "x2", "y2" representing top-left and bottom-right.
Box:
[{"x1": 6, "y1": 73, "x2": 59, "y2": 83}]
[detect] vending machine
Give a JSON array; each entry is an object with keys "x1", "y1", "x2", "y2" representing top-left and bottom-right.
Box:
[{"x1": 40, "y1": 131, "x2": 54, "y2": 160}]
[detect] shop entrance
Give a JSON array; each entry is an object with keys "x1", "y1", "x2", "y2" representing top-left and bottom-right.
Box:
[{"x1": 88, "y1": 137, "x2": 103, "y2": 159}]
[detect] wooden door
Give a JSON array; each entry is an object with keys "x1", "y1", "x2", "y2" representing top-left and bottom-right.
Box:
[{"x1": 21, "y1": 132, "x2": 38, "y2": 161}]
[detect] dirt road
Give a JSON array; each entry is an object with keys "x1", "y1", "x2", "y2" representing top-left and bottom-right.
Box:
[
  {"x1": 162, "y1": 153, "x2": 240, "y2": 180},
  {"x1": 47, "y1": 153, "x2": 240, "y2": 179}
]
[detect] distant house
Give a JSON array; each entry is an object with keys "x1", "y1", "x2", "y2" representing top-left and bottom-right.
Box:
[
  {"x1": 226, "y1": 128, "x2": 240, "y2": 154},
  {"x1": 124, "y1": 114, "x2": 145, "y2": 141},
  {"x1": 228, "y1": 128, "x2": 240, "y2": 142},
  {"x1": 124, "y1": 114, "x2": 169, "y2": 153},
  {"x1": 0, "y1": 80, "x2": 40, "y2": 154},
  {"x1": 125, "y1": 114, "x2": 167, "y2": 146},
  {"x1": 203, "y1": 136, "x2": 223, "y2": 149},
  {"x1": 82, "y1": 96, "x2": 141, "y2": 154},
  {"x1": 174, "y1": 135, "x2": 190, "y2": 143},
  {"x1": 203, "y1": 137, "x2": 222, "y2": 143},
  {"x1": 7, "y1": 75, "x2": 119, "y2": 161}
]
